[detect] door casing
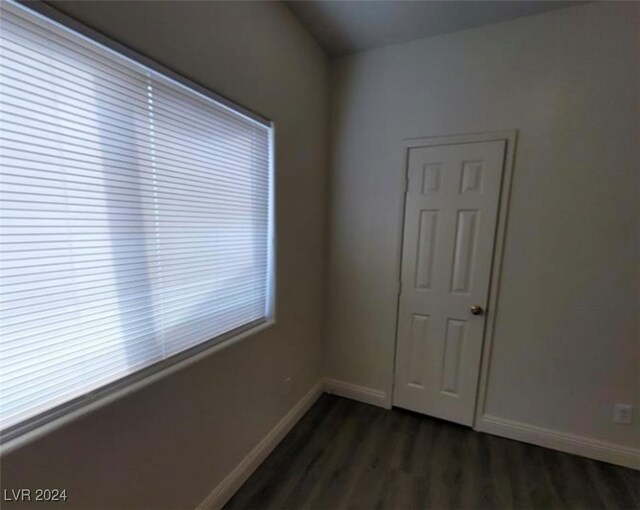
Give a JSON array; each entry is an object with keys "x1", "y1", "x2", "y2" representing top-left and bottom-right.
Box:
[{"x1": 390, "y1": 130, "x2": 518, "y2": 429}]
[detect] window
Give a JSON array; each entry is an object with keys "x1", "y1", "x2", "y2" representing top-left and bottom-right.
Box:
[{"x1": 0, "y1": 1, "x2": 274, "y2": 438}]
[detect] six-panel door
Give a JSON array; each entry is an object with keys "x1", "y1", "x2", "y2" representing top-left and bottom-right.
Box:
[{"x1": 393, "y1": 140, "x2": 506, "y2": 425}]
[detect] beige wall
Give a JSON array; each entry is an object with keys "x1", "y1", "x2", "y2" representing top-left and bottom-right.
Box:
[
  {"x1": 3, "y1": 2, "x2": 640, "y2": 507},
  {"x1": 326, "y1": 1, "x2": 639, "y2": 450},
  {"x1": 2, "y1": 2, "x2": 329, "y2": 509}
]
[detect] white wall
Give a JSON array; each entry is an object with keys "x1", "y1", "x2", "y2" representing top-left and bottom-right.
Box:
[
  {"x1": 326, "y1": 1, "x2": 639, "y2": 456},
  {"x1": 2, "y1": 2, "x2": 329, "y2": 509}
]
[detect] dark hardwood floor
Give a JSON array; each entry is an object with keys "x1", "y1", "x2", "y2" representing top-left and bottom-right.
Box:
[{"x1": 225, "y1": 394, "x2": 640, "y2": 510}]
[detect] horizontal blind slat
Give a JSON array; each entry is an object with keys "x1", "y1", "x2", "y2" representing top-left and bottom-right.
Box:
[
  {"x1": 2, "y1": 310, "x2": 263, "y2": 423},
  {"x1": 1, "y1": 108, "x2": 269, "y2": 168},
  {"x1": 0, "y1": 140, "x2": 270, "y2": 187},
  {"x1": 0, "y1": 0, "x2": 272, "y2": 434},
  {"x1": 3, "y1": 274, "x2": 266, "y2": 349},
  {"x1": 4, "y1": 268, "x2": 268, "y2": 318},
  {"x1": 2, "y1": 292, "x2": 267, "y2": 365}
]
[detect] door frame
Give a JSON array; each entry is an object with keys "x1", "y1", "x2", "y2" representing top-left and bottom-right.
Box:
[{"x1": 391, "y1": 130, "x2": 518, "y2": 428}]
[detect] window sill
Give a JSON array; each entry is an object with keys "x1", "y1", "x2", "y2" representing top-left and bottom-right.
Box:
[{"x1": 0, "y1": 319, "x2": 276, "y2": 456}]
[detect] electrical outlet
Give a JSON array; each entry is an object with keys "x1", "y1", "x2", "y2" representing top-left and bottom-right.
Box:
[{"x1": 613, "y1": 404, "x2": 634, "y2": 424}]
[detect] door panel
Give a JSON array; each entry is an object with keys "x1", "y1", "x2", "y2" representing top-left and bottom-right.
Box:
[
  {"x1": 441, "y1": 318, "x2": 466, "y2": 396},
  {"x1": 415, "y1": 210, "x2": 439, "y2": 289},
  {"x1": 450, "y1": 210, "x2": 479, "y2": 294},
  {"x1": 393, "y1": 140, "x2": 506, "y2": 426},
  {"x1": 407, "y1": 314, "x2": 430, "y2": 388}
]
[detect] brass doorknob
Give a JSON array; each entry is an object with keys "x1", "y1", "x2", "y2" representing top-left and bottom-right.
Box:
[{"x1": 470, "y1": 305, "x2": 484, "y2": 315}]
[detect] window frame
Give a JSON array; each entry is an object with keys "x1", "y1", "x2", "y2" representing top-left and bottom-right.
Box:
[{"x1": 0, "y1": 0, "x2": 276, "y2": 449}]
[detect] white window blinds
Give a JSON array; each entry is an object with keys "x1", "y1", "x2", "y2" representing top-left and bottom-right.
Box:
[{"x1": 0, "y1": 1, "x2": 273, "y2": 436}]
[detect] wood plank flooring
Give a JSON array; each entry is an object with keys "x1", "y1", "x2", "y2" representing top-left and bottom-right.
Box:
[{"x1": 225, "y1": 395, "x2": 640, "y2": 510}]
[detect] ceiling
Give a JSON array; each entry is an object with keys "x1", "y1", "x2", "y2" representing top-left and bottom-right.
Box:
[{"x1": 285, "y1": 1, "x2": 586, "y2": 57}]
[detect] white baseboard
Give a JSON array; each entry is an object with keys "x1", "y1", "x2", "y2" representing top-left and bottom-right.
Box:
[
  {"x1": 196, "y1": 381, "x2": 638, "y2": 510},
  {"x1": 477, "y1": 414, "x2": 640, "y2": 470},
  {"x1": 195, "y1": 380, "x2": 324, "y2": 510},
  {"x1": 323, "y1": 378, "x2": 390, "y2": 409}
]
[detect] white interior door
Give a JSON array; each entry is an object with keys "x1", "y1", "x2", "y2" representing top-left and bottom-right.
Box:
[{"x1": 393, "y1": 140, "x2": 506, "y2": 426}]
